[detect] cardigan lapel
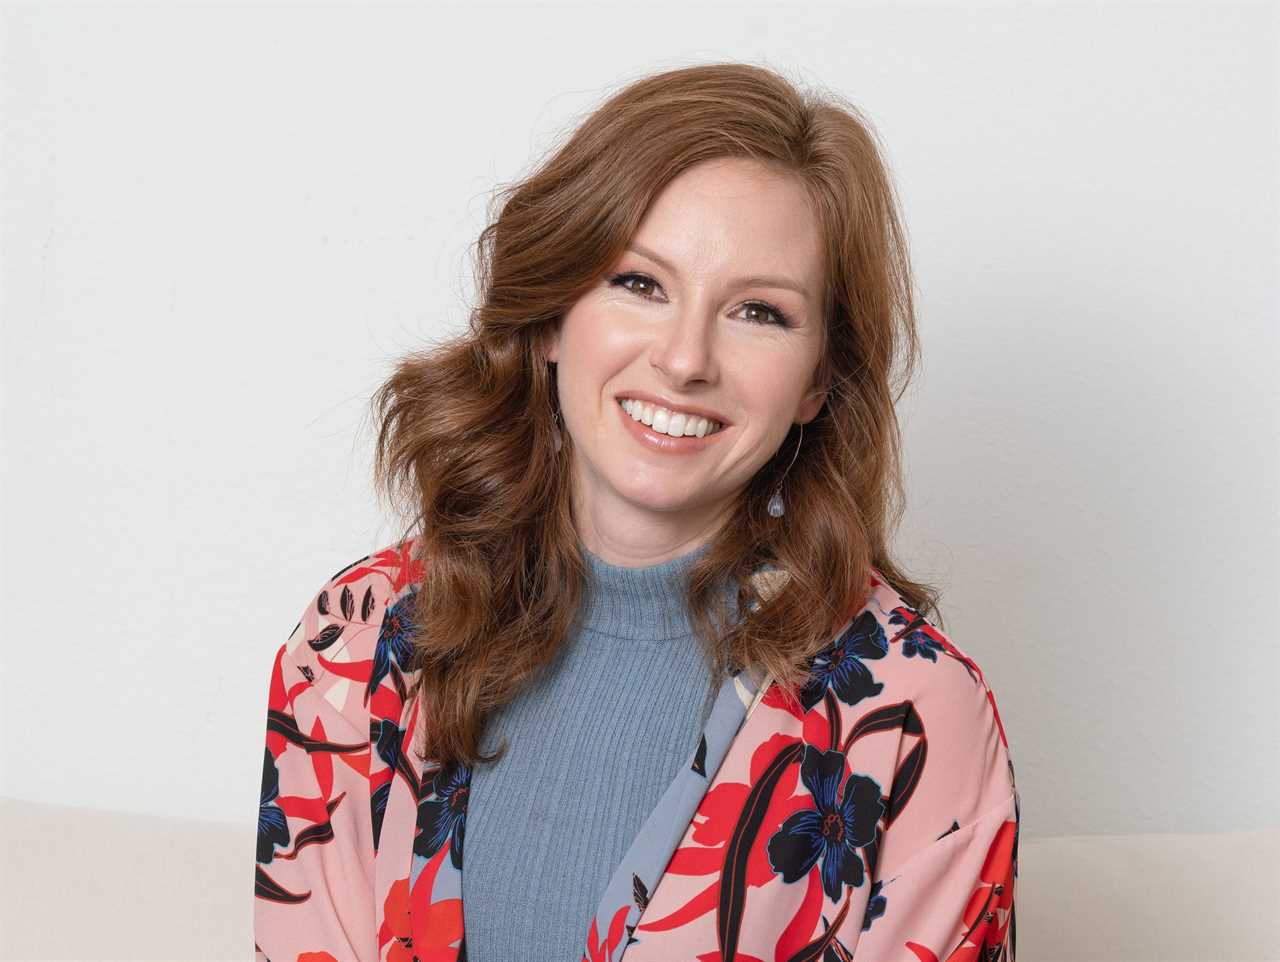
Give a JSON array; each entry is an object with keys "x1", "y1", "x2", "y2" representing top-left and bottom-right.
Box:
[
  {"x1": 401, "y1": 666, "x2": 771, "y2": 962},
  {"x1": 403, "y1": 566, "x2": 790, "y2": 962},
  {"x1": 580, "y1": 563, "x2": 789, "y2": 962},
  {"x1": 580, "y1": 665, "x2": 772, "y2": 962}
]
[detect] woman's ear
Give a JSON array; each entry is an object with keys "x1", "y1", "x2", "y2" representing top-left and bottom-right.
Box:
[
  {"x1": 542, "y1": 319, "x2": 563, "y2": 365},
  {"x1": 797, "y1": 381, "x2": 830, "y2": 424}
]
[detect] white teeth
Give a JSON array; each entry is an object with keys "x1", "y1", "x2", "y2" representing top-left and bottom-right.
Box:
[{"x1": 619, "y1": 398, "x2": 722, "y2": 437}]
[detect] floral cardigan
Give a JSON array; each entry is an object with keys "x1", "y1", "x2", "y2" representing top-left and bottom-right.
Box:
[{"x1": 254, "y1": 538, "x2": 1019, "y2": 962}]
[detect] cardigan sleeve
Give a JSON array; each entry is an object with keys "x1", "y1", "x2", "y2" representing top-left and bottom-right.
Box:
[
  {"x1": 843, "y1": 629, "x2": 1020, "y2": 961},
  {"x1": 847, "y1": 788, "x2": 1018, "y2": 960},
  {"x1": 253, "y1": 581, "x2": 380, "y2": 962}
]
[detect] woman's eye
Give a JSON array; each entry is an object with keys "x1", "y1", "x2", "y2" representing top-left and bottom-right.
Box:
[
  {"x1": 609, "y1": 272, "x2": 662, "y2": 299},
  {"x1": 736, "y1": 302, "x2": 790, "y2": 327},
  {"x1": 607, "y1": 271, "x2": 791, "y2": 328}
]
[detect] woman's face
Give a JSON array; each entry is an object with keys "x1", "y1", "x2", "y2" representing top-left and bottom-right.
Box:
[{"x1": 546, "y1": 157, "x2": 829, "y2": 561}]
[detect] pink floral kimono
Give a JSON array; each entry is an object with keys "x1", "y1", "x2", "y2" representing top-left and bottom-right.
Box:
[{"x1": 254, "y1": 537, "x2": 1019, "y2": 962}]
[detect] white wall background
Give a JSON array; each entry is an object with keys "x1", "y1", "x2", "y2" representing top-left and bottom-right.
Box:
[{"x1": 3, "y1": 0, "x2": 1276, "y2": 857}]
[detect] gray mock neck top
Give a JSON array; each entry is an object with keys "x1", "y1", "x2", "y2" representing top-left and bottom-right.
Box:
[
  {"x1": 574, "y1": 537, "x2": 717, "y2": 641},
  {"x1": 461, "y1": 536, "x2": 739, "y2": 962}
]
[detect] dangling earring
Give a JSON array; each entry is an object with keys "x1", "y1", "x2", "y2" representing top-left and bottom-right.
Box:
[{"x1": 767, "y1": 422, "x2": 803, "y2": 518}]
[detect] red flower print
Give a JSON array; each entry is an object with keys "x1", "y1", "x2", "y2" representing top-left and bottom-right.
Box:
[{"x1": 636, "y1": 732, "x2": 811, "y2": 933}]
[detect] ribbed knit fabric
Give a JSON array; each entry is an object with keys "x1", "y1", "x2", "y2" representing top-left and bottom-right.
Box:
[{"x1": 461, "y1": 538, "x2": 739, "y2": 962}]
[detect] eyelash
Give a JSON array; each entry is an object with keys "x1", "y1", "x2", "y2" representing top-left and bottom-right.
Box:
[{"x1": 606, "y1": 272, "x2": 793, "y2": 328}]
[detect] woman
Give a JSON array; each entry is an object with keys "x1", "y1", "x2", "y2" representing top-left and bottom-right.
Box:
[{"x1": 254, "y1": 63, "x2": 1018, "y2": 962}]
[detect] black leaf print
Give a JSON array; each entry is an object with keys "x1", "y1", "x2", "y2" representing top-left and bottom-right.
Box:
[
  {"x1": 843, "y1": 701, "x2": 922, "y2": 746},
  {"x1": 937, "y1": 819, "x2": 961, "y2": 841},
  {"x1": 289, "y1": 815, "x2": 338, "y2": 853},
  {"x1": 299, "y1": 665, "x2": 315, "y2": 683},
  {"x1": 308, "y1": 623, "x2": 344, "y2": 652},
  {"x1": 885, "y1": 739, "x2": 926, "y2": 827},
  {"x1": 723, "y1": 740, "x2": 807, "y2": 956},
  {"x1": 340, "y1": 585, "x2": 354, "y2": 621},
  {"x1": 316, "y1": 590, "x2": 330, "y2": 616},
  {"x1": 824, "y1": 688, "x2": 843, "y2": 750},
  {"x1": 361, "y1": 585, "x2": 375, "y2": 621},
  {"x1": 254, "y1": 864, "x2": 307, "y2": 904},
  {"x1": 692, "y1": 734, "x2": 707, "y2": 776},
  {"x1": 632, "y1": 872, "x2": 649, "y2": 913},
  {"x1": 902, "y1": 700, "x2": 924, "y2": 736},
  {"x1": 265, "y1": 710, "x2": 366, "y2": 755}
]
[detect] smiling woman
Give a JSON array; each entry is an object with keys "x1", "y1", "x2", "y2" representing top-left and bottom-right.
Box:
[
  {"x1": 253, "y1": 62, "x2": 1019, "y2": 962},
  {"x1": 545, "y1": 156, "x2": 829, "y2": 536}
]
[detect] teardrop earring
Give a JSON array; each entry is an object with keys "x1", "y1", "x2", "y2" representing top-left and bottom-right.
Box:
[
  {"x1": 552, "y1": 408, "x2": 563, "y2": 452},
  {"x1": 767, "y1": 422, "x2": 804, "y2": 518}
]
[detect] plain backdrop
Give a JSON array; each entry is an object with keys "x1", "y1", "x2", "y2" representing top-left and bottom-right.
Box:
[{"x1": 2, "y1": 1, "x2": 1277, "y2": 957}]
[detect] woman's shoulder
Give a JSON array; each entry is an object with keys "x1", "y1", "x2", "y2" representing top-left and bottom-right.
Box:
[
  {"x1": 752, "y1": 562, "x2": 1013, "y2": 772},
  {"x1": 277, "y1": 535, "x2": 427, "y2": 724},
  {"x1": 857, "y1": 566, "x2": 1013, "y2": 753}
]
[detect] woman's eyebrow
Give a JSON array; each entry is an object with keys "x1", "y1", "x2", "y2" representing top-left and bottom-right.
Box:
[{"x1": 625, "y1": 242, "x2": 811, "y2": 299}]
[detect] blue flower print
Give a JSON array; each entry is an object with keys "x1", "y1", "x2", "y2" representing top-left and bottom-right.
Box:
[
  {"x1": 414, "y1": 761, "x2": 471, "y2": 870},
  {"x1": 257, "y1": 746, "x2": 290, "y2": 864},
  {"x1": 861, "y1": 878, "x2": 887, "y2": 930},
  {"x1": 370, "y1": 717, "x2": 405, "y2": 851},
  {"x1": 888, "y1": 607, "x2": 945, "y2": 661},
  {"x1": 366, "y1": 590, "x2": 416, "y2": 702},
  {"x1": 799, "y1": 610, "x2": 888, "y2": 712},
  {"x1": 900, "y1": 626, "x2": 945, "y2": 661},
  {"x1": 766, "y1": 744, "x2": 885, "y2": 902}
]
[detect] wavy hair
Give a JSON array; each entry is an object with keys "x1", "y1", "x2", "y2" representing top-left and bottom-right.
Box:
[{"x1": 371, "y1": 62, "x2": 942, "y2": 770}]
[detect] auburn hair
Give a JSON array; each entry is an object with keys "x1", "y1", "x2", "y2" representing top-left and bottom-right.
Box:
[{"x1": 370, "y1": 62, "x2": 942, "y2": 771}]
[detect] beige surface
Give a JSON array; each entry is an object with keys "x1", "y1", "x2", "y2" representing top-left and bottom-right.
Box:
[{"x1": 1, "y1": 798, "x2": 1276, "y2": 961}]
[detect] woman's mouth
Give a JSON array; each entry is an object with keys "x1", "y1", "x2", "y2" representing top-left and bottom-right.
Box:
[{"x1": 615, "y1": 397, "x2": 729, "y2": 453}]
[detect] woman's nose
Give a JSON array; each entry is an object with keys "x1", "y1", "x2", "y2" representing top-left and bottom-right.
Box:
[{"x1": 649, "y1": 305, "x2": 720, "y2": 384}]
